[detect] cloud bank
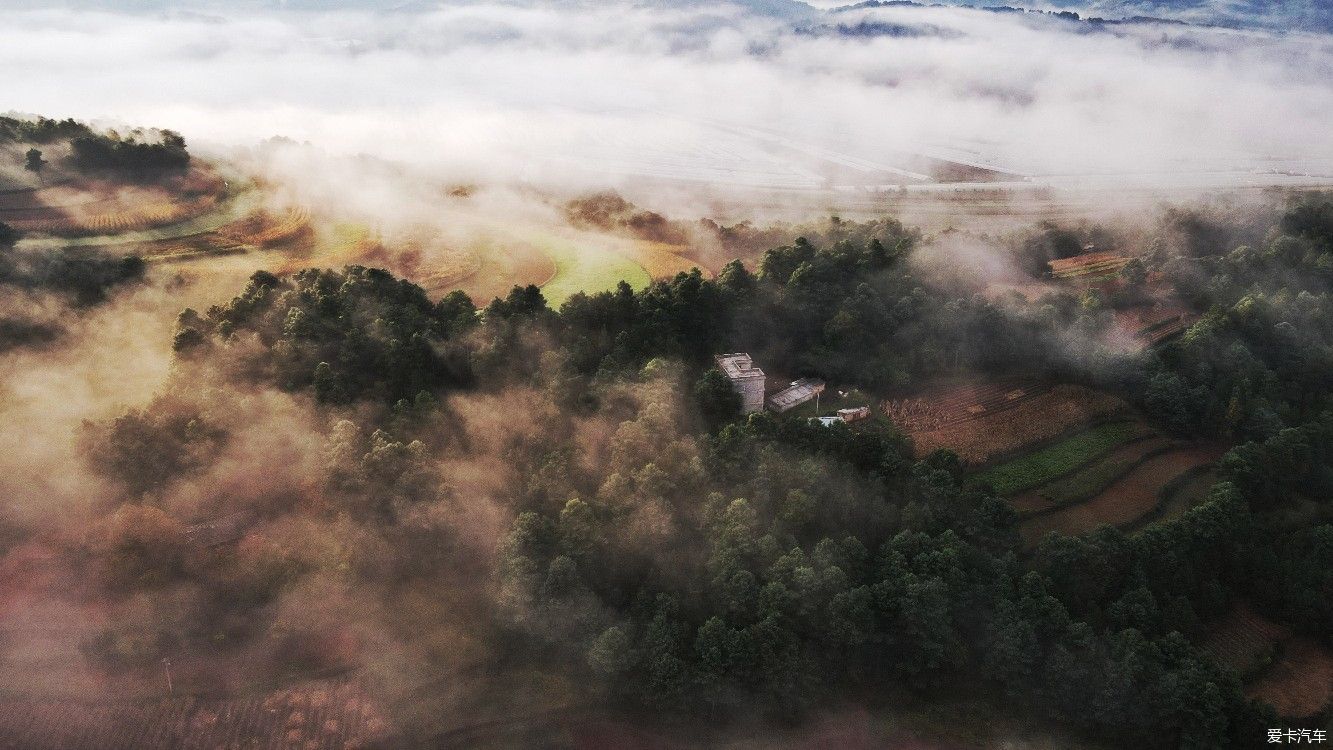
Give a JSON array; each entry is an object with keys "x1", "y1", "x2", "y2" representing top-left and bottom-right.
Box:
[{"x1": 1, "y1": 1, "x2": 1331, "y2": 192}]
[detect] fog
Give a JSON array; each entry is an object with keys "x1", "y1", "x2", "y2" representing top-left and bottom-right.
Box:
[{"x1": 3, "y1": 1, "x2": 1331, "y2": 193}]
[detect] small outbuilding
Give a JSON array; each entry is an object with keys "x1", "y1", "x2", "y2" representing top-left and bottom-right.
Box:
[
  {"x1": 838, "y1": 406, "x2": 871, "y2": 422},
  {"x1": 767, "y1": 378, "x2": 826, "y2": 413}
]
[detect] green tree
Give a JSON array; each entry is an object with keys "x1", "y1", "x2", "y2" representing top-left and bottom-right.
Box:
[
  {"x1": 23, "y1": 148, "x2": 45, "y2": 181},
  {"x1": 694, "y1": 368, "x2": 741, "y2": 429}
]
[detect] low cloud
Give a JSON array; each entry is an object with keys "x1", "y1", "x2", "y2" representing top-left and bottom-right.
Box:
[{"x1": 0, "y1": 2, "x2": 1329, "y2": 192}]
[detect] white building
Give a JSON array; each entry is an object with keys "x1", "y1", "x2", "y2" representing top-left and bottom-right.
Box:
[{"x1": 714, "y1": 353, "x2": 767, "y2": 414}]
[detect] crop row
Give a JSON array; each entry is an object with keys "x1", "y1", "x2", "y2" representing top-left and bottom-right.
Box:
[
  {"x1": 908, "y1": 384, "x2": 1128, "y2": 464},
  {"x1": 1010, "y1": 435, "x2": 1174, "y2": 515},
  {"x1": 1052, "y1": 258, "x2": 1130, "y2": 279},
  {"x1": 0, "y1": 678, "x2": 391, "y2": 750},
  {"x1": 1202, "y1": 604, "x2": 1288, "y2": 675},
  {"x1": 1047, "y1": 251, "x2": 1128, "y2": 275},
  {"x1": 220, "y1": 207, "x2": 313, "y2": 247},
  {"x1": 1141, "y1": 315, "x2": 1198, "y2": 345},
  {"x1": 885, "y1": 381, "x2": 1043, "y2": 433},
  {"x1": 973, "y1": 420, "x2": 1151, "y2": 496},
  {"x1": 5, "y1": 198, "x2": 215, "y2": 237},
  {"x1": 1246, "y1": 638, "x2": 1333, "y2": 719}
]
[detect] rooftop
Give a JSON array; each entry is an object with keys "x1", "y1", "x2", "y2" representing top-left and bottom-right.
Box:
[
  {"x1": 715, "y1": 352, "x2": 765, "y2": 381},
  {"x1": 768, "y1": 377, "x2": 826, "y2": 410}
]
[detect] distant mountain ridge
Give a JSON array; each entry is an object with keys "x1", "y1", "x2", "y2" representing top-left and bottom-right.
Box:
[
  {"x1": 8, "y1": 0, "x2": 1326, "y2": 32},
  {"x1": 6, "y1": 0, "x2": 818, "y2": 16},
  {"x1": 832, "y1": 0, "x2": 1332, "y2": 33}
]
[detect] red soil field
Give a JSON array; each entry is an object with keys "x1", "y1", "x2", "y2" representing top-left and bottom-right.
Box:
[
  {"x1": 1048, "y1": 251, "x2": 1129, "y2": 278},
  {"x1": 1248, "y1": 638, "x2": 1333, "y2": 719},
  {"x1": 885, "y1": 379, "x2": 1045, "y2": 435},
  {"x1": 1009, "y1": 434, "x2": 1173, "y2": 516},
  {"x1": 1202, "y1": 602, "x2": 1290, "y2": 675},
  {"x1": 0, "y1": 169, "x2": 225, "y2": 237},
  {"x1": 1019, "y1": 445, "x2": 1222, "y2": 544},
  {"x1": 904, "y1": 384, "x2": 1128, "y2": 465},
  {"x1": 0, "y1": 678, "x2": 392, "y2": 750}
]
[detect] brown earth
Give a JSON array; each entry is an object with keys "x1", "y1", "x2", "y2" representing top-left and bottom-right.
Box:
[
  {"x1": 1020, "y1": 446, "x2": 1221, "y2": 544},
  {"x1": 1248, "y1": 638, "x2": 1333, "y2": 719},
  {"x1": 907, "y1": 385, "x2": 1127, "y2": 465},
  {"x1": 1202, "y1": 602, "x2": 1290, "y2": 676},
  {"x1": 1009, "y1": 434, "x2": 1173, "y2": 515}
]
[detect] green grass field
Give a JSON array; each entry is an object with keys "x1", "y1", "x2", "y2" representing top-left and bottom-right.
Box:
[
  {"x1": 540, "y1": 240, "x2": 650, "y2": 306},
  {"x1": 974, "y1": 421, "x2": 1145, "y2": 496}
]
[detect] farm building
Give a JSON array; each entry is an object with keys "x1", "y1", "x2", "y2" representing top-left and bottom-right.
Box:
[
  {"x1": 768, "y1": 378, "x2": 826, "y2": 413},
  {"x1": 714, "y1": 353, "x2": 767, "y2": 413},
  {"x1": 838, "y1": 406, "x2": 871, "y2": 422}
]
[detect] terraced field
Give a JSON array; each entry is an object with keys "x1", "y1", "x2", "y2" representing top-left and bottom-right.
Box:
[
  {"x1": 1140, "y1": 314, "x2": 1199, "y2": 346},
  {"x1": 1019, "y1": 445, "x2": 1223, "y2": 545},
  {"x1": 218, "y1": 206, "x2": 313, "y2": 248},
  {"x1": 1009, "y1": 432, "x2": 1173, "y2": 515},
  {"x1": 885, "y1": 379, "x2": 1046, "y2": 435},
  {"x1": 0, "y1": 678, "x2": 393, "y2": 750},
  {"x1": 0, "y1": 169, "x2": 226, "y2": 238},
  {"x1": 902, "y1": 384, "x2": 1128, "y2": 464},
  {"x1": 1200, "y1": 604, "x2": 1333, "y2": 719},
  {"x1": 74, "y1": 206, "x2": 314, "y2": 264},
  {"x1": 974, "y1": 420, "x2": 1154, "y2": 496},
  {"x1": 1048, "y1": 251, "x2": 1130, "y2": 279},
  {"x1": 622, "y1": 240, "x2": 703, "y2": 281},
  {"x1": 1129, "y1": 467, "x2": 1219, "y2": 532},
  {"x1": 448, "y1": 238, "x2": 558, "y2": 303}
]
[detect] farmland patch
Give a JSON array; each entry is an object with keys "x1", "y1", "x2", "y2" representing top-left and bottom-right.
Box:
[
  {"x1": 973, "y1": 420, "x2": 1152, "y2": 496},
  {"x1": 1009, "y1": 434, "x2": 1174, "y2": 516},
  {"x1": 1202, "y1": 603, "x2": 1289, "y2": 678},
  {"x1": 1019, "y1": 446, "x2": 1221, "y2": 545},
  {"x1": 1247, "y1": 638, "x2": 1333, "y2": 719},
  {"x1": 904, "y1": 384, "x2": 1128, "y2": 465}
]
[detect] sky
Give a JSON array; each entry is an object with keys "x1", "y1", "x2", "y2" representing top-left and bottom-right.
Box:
[{"x1": 2, "y1": 1, "x2": 1331, "y2": 190}]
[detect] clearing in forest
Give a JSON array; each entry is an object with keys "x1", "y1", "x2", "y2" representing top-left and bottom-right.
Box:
[
  {"x1": 536, "y1": 237, "x2": 651, "y2": 307},
  {"x1": 1048, "y1": 251, "x2": 1130, "y2": 279},
  {"x1": 1199, "y1": 603, "x2": 1333, "y2": 719},
  {"x1": 1202, "y1": 603, "x2": 1290, "y2": 677}
]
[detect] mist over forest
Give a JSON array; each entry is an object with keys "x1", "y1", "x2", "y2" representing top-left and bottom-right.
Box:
[{"x1": 0, "y1": 0, "x2": 1331, "y2": 748}]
